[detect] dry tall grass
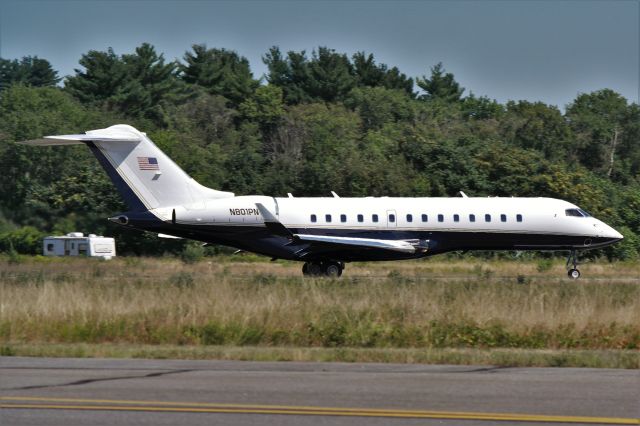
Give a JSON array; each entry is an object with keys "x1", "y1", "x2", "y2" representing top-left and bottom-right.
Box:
[{"x1": 1, "y1": 256, "x2": 639, "y2": 350}]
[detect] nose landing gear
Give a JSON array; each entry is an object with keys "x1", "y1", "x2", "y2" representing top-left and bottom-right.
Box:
[
  {"x1": 566, "y1": 250, "x2": 581, "y2": 279},
  {"x1": 302, "y1": 261, "x2": 344, "y2": 277}
]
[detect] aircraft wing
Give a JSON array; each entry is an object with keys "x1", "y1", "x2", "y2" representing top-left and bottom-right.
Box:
[
  {"x1": 255, "y1": 202, "x2": 428, "y2": 255},
  {"x1": 293, "y1": 234, "x2": 419, "y2": 253}
]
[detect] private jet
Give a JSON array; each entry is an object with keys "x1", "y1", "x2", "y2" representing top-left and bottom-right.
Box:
[{"x1": 21, "y1": 124, "x2": 623, "y2": 278}]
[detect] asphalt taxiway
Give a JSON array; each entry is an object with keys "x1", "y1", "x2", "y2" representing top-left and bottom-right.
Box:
[{"x1": 1, "y1": 357, "x2": 638, "y2": 425}]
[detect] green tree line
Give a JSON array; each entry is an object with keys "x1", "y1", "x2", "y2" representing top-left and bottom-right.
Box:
[{"x1": 0, "y1": 43, "x2": 638, "y2": 259}]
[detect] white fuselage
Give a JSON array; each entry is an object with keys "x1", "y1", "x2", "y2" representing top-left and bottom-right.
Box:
[
  {"x1": 131, "y1": 195, "x2": 624, "y2": 264},
  {"x1": 157, "y1": 196, "x2": 620, "y2": 245}
]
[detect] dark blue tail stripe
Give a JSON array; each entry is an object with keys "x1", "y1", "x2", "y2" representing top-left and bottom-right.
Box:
[{"x1": 86, "y1": 141, "x2": 147, "y2": 212}]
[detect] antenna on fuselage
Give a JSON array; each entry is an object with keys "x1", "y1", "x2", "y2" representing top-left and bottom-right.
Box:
[
  {"x1": 331, "y1": 191, "x2": 340, "y2": 198},
  {"x1": 459, "y1": 191, "x2": 468, "y2": 198}
]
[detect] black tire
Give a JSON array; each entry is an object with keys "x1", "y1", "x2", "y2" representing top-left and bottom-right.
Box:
[
  {"x1": 307, "y1": 262, "x2": 323, "y2": 276},
  {"x1": 324, "y1": 262, "x2": 342, "y2": 277},
  {"x1": 568, "y1": 268, "x2": 581, "y2": 279}
]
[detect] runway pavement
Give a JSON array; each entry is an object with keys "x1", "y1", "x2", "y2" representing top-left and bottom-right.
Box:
[{"x1": 1, "y1": 357, "x2": 638, "y2": 425}]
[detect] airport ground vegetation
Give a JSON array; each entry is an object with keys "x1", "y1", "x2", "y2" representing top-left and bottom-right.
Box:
[
  {"x1": 1, "y1": 257, "x2": 638, "y2": 368},
  {"x1": 0, "y1": 44, "x2": 639, "y2": 260}
]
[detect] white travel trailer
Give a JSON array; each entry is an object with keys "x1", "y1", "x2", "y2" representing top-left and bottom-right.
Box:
[{"x1": 43, "y1": 232, "x2": 116, "y2": 259}]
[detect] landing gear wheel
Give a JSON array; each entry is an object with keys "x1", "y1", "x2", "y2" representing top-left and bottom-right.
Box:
[
  {"x1": 303, "y1": 261, "x2": 343, "y2": 277},
  {"x1": 566, "y1": 250, "x2": 581, "y2": 279},
  {"x1": 303, "y1": 262, "x2": 323, "y2": 276},
  {"x1": 323, "y1": 262, "x2": 342, "y2": 278}
]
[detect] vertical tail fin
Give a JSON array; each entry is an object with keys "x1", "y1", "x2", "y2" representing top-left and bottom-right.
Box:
[{"x1": 20, "y1": 124, "x2": 233, "y2": 211}]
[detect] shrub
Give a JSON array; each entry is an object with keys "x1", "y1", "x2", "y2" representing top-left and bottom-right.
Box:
[
  {"x1": 536, "y1": 258, "x2": 554, "y2": 272},
  {"x1": 0, "y1": 226, "x2": 45, "y2": 254},
  {"x1": 180, "y1": 243, "x2": 205, "y2": 264},
  {"x1": 606, "y1": 226, "x2": 639, "y2": 261}
]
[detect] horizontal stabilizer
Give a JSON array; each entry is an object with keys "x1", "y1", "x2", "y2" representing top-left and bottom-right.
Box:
[
  {"x1": 19, "y1": 133, "x2": 141, "y2": 146},
  {"x1": 18, "y1": 124, "x2": 234, "y2": 212},
  {"x1": 18, "y1": 138, "x2": 86, "y2": 146},
  {"x1": 294, "y1": 234, "x2": 417, "y2": 253}
]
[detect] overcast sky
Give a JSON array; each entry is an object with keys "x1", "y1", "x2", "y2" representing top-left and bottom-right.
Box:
[{"x1": 1, "y1": 0, "x2": 638, "y2": 108}]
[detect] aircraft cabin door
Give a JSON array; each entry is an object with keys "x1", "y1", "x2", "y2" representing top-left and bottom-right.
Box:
[{"x1": 386, "y1": 210, "x2": 397, "y2": 227}]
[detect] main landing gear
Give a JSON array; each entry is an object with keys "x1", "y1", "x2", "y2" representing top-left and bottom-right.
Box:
[
  {"x1": 566, "y1": 250, "x2": 581, "y2": 279},
  {"x1": 302, "y1": 261, "x2": 344, "y2": 277}
]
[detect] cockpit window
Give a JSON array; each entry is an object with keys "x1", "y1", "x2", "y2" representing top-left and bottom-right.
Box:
[
  {"x1": 578, "y1": 209, "x2": 591, "y2": 217},
  {"x1": 566, "y1": 208, "x2": 588, "y2": 217}
]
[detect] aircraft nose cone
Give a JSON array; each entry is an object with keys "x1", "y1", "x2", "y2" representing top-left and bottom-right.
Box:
[
  {"x1": 591, "y1": 221, "x2": 623, "y2": 248},
  {"x1": 601, "y1": 224, "x2": 623, "y2": 241}
]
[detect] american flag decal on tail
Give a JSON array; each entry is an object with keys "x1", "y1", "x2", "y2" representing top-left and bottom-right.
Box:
[{"x1": 137, "y1": 157, "x2": 159, "y2": 170}]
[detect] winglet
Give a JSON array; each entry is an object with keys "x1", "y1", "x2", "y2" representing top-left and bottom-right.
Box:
[{"x1": 255, "y1": 203, "x2": 293, "y2": 237}]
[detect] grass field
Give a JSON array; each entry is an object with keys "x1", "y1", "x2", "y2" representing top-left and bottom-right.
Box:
[{"x1": 1, "y1": 255, "x2": 639, "y2": 368}]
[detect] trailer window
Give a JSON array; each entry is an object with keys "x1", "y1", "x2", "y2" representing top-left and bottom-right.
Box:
[{"x1": 47, "y1": 244, "x2": 54, "y2": 252}]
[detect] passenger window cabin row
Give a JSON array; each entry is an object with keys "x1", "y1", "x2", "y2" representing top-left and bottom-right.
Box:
[{"x1": 309, "y1": 213, "x2": 524, "y2": 223}]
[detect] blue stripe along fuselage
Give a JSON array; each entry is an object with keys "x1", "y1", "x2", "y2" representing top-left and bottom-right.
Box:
[{"x1": 121, "y1": 212, "x2": 618, "y2": 262}]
